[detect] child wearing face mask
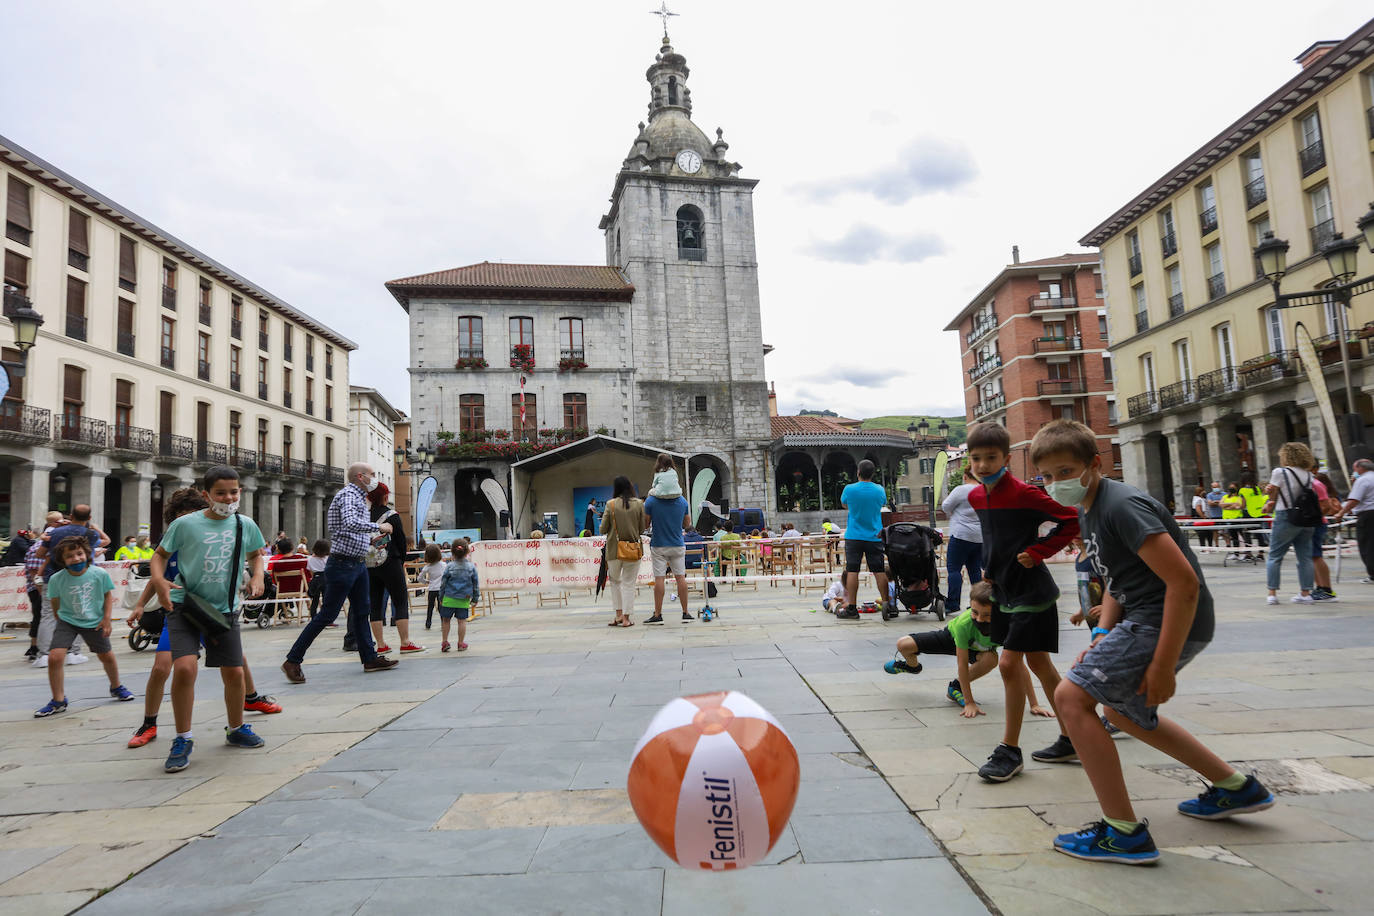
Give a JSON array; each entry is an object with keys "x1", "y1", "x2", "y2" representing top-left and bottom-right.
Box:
[{"x1": 1032, "y1": 419, "x2": 1272, "y2": 865}]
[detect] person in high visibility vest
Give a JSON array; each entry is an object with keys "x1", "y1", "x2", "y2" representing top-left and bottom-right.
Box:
[{"x1": 1238, "y1": 472, "x2": 1270, "y2": 559}]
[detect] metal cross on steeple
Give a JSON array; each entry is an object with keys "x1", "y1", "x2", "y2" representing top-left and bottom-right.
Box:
[{"x1": 649, "y1": 1, "x2": 678, "y2": 38}]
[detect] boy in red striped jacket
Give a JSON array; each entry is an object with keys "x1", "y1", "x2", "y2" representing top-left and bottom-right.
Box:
[{"x1": 966, "y1": 422, "x2": 1079, "y2": 782}]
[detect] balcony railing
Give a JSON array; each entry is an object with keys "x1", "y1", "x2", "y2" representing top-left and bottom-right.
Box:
[
  {"x1": 283, "y1": 392, "x2": 293, "y2": 409},
  {"x1": 1299, "y1": 139, "x2": 1325, "y2": 177},
  {"x1": 160, "y1": 346, "x2": 175, "y2": 370},
  {"x1": 325, "y1": 407, "x2": 333, "y2": 422},
  {"x1": 1196, "y1": 367, "x2": 1241, "y2": 399},
  {"x1": 679, "y1": 246, "x2": 706, "y2": 261},
  {"x1": 1244, "y1": 175, "x2": 1267, "y2": 209},
  {"x1": 3, "y1": 285, "x2": 31, "y2": 318},
  {"x1": 559, "y1": 348, "x2": 586, "y2": 360},
  {"x1": 1310, "y1": 331, "x2": 1363, "y2": 366},
  {"x1": 260, "y1": 452, "x2": 283, "y2": 475},
  {"x1": 284, "y1": 343, "x2": 293, "y2": 362},
  {"x1": 259, "y1": 382, "x2": 269, "y2": 400},
  {"x1": 1168, "y1": 292, "x2": 1185, "y2": 318},
  {"x1": 6, "y1": 221, "x2": 31, "y2": 245},
  {"x1": 1135, "y1": 311, "x2": 1149, "y2": 333},
  {"x1": 198, "y1": 359, "x2": 211, "y2": 381},
  {"x1": 1199, "y1": 206, "x2": 1218, "y2": 235},
  {"x1": 1238, "y1": 350, "x2": 1301, "y2": 387},
  {"x1": 68, "y1": 248, "x2": 89, "y2": 271},
  {"x1": 1160, "y1": 232, "x2": 1177, "y2": 258},
  {"x1": 66, "y1": 314, "x2": 87, "y2": 341},
  {"x1": 1032, "y1": 335, "x2": 1082, "y2": 354},
  {"x1": 158, "y1": 433, "x2": 195, "y2": 463},
  {"x1": 305, "y1": 400, "x2": 314, "y2": 416},
  {"x1": 230, "y1": 318, "x2": 241, "y2": 339},
  {"x1": 199, "y1": 303, "x2": 212, "y2": 326},
  {"x1": 230, "y1": 371, "x2": 241, "y2": 392},
  {"x1": 326, "y1": 465, "x2": 345, "y2": 485},
  {"x1": 325, "y1": 363, "x2": 333, "y2": 380},
  {"x1": 194, "y1": 441, "x2": 227, "y2": 465},
  {"x1": 58, "y1": 415, "x2": 108, "y2": 451},
  {"x1": 1310, "y1": 218, "x2": 1337, "y2": 254},
  {"x1": 1037, "y1": 378, "x2": 1087, "y2": 396},
  {"x1": 1127, "y1": 253, "x2": 1142, "y2": 277},
  {"x1": 972, "y1": 392, "x2": 1006, "y2": 419},
  {"x1": 968, "y1": 354, "x2": 1002, "y2": 380},
  {"x1": 1158, "y1": 380, "x2": 1196, "y2": 409},
  {"x1": 1028, "y1": 295, "x2": 1077, "y2": 311},
  {"x1": 109, "y1": 425, "x2": 154, "y2": 456},
  {"x1": 161, "y1": 284, "x2": 176, "y2": 310},
  {"x1": 1127, "y1": 392, "x2": 1158, "y2": 419},
  {"x1": 1206, "y1": 272, "x2": 1226, "y2": 301},
  {"x1": 258, "y1": 331, "x2": 269, "y2": 351},
  {"x1": 306, "y1": 354, "x2": 314, "y2": 372},
  {"x1": 288, "y1": 459, "x2": 308, "y2": 478},
  {"x1": 117, "y1": 332, "x2": 135, "y2": 357},
  {"x1": 965, "y1": 313, "x2": 997, "y2": 348},
  {"x1": 0, "y1": 403, "x2": 51, "y2": 443},
  {"x1": 230, "y1": 446, "x2": 257, "y2": 472}
]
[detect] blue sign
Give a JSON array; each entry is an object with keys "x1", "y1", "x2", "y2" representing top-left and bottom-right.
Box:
[{"x1": 414, "y1": 475, "x2": 438, "y2": 543}]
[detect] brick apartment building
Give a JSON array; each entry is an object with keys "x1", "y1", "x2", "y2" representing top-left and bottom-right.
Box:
[{"x1": 944, "y1": 250, "x2": 1119, "y2": 482}]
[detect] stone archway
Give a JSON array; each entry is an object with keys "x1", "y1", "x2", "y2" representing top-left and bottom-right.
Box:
[
  {"x1": 775, "y1": 451, "x2": 818, "y2": 511},
  {"x1": 687, "y1": 452, "x2": 730, "y2": 529},
  {"x1": 820, "y1": 451, "x2": 857, "y2": 511}
]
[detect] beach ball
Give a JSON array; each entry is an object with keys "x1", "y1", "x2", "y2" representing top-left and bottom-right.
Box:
[{"x1": 627, "y1": 691, "x2": 800, "y2": 870}]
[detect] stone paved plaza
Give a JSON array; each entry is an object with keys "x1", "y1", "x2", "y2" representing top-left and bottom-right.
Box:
[{"x1": 2, "y1": 558, "x2": 1373, "y2": 915}]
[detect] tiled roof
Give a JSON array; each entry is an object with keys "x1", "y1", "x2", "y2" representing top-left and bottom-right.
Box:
[
  {"x1": 1011, "y1": 253, "x2": 1099, "y2": 269},
  {"x1": 943, "y1": 251, "x2": 1100, "y2": 331},
  {"x1": 770, "y1": 416, "x2": 914, "y2": 444},
  {"x1": 386, "y1": 262, "x2": 634, "y2": 309}
]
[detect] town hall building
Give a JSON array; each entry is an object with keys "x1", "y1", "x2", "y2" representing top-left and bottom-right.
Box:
[{"x1": 388, "y1": 35, "x2": 774, "y2": 537}]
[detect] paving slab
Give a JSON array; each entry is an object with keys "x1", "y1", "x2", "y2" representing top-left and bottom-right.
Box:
[{"x1": 1231, "y1": 841, "x2": 1374, "y2": 911}]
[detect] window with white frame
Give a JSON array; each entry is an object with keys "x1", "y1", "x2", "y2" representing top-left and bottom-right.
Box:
[
  {"x1": 1133, "y1": 283, "x2": 1146, "y2": 314},
  {"x1": 1214, "y1": 323, "x2": 1236, "y2": 369},
  {"x1": 1174, "y1": 339, "x2": 1192, "y2": 380},
  {"x1": 1264, "y1": 307, "x2": 1286, "y2": 353},
  {"x1": 1205, "y1": 243, "x2": 1223, "y2": 279},
  {"x1": 1140, "y1": 353, "x2": 1155, "y2": 391}
]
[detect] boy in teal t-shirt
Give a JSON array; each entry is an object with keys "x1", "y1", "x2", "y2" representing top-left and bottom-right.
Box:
[
  {"x1": 151, "y1": 465, "x2": 267, "y2": 773},
  {"x1": 34, "y1": 537, "x2": 135, "y2": 717},
  {"x1": 884, "y1": 581, "x2": 1052, "y2": 720}
]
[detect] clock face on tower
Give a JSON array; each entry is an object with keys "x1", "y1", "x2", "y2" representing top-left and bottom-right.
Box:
[{"x1": 675, "y1": 149, "x2": 702, "y2": 174}]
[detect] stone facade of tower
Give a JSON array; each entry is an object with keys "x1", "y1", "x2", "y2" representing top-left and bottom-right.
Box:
[{"x1": 598, "y1": 37, "x2": 773, "y2": 513}]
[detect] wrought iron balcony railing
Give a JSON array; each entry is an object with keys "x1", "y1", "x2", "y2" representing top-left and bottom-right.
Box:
[
  {"x1": 0, "y1": 403, "x2": 50, "y2": 442},
  {"x1": 1196, "y1": 367, "x2": 1241, "y2": 399},
  {"x1": 1206, "y1": 272, "x2": 1226, "y2": 301},
  {"x1": 1037, "y1": 378, "x2": 1087, "y2": 396},
  {"x1": 1160, "y1": 232, "x2": 1178, "y2": 258},
  {"x1": 1299, "y1": 139, "x2": 1325, "y2": 177},
  {"x1": 1126, "y1": 391, "x2": 1158, "y2": 419},
  {"x1": 58, "y1": 415, "x2": 108, "y2": 451},
  {"x1": 1168, "y1": 292, "x2": 1184, "y2": 318},
  {"x1": 1199, "y1": 206, "x2": 1218, "y2": 235},
  {"x1": 158, "y1": 433, "x2": 194, "y2": 462},
  {"x1": 1244, "y1": 175, "x2": 1267, "y2": 209},
  {"x1": 109, "y1": 424, "x2": 154, "y2": 455}
]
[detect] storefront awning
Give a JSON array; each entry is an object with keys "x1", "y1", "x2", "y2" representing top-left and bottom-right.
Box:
[{"x1": 509, "y1": 435, "x2": 684, "y2": 474}]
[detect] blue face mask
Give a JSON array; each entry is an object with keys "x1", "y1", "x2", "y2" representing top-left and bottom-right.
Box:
[
  {"x1": 980, "y1": 467, "x2": 1007, "y2": 486},
  {"x1": 66, "y1": 561, "x2": 88, "y2": 574}
]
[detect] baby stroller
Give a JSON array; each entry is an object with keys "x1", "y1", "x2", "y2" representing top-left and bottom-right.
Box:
[
  {"x1": 124, "y1": 562, "x2": 164, "y2": 651},
  {"x1": 881, "y1": 523, "x2": 945, "y2": 621}
]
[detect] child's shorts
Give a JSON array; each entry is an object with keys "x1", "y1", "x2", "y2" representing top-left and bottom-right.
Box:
[
  {"x1": 991, "y1": 603, "x2": 1058, "y2": 654},
  {"x1": 1312, "y1": 523, "x2": 1327, "y2": 558},
  {"x1": 1066, "y1": 618, "x2": 1207, "y2": 730},
  {"x1": 440, "y1": 597, "x2": 471, "y2": 621},
  {"x1": 165, "y1": 605, "x2": 244, "y2": 668},
  {"x1": 911, "y1": 628, "x2": 988, "y2": 664},
  {"x1": 50, "y1": 618, "x2": 111, "y2": 655}
]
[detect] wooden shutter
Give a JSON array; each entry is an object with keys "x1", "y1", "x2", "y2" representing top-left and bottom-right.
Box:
[
  {"x1": 6, "y1": 176, "x2": 32, "y2": 229},
  {"x1": 119, "y1": 237, "x2": 137, "y2": 284},
  {"x1": 66, "y1": 276, "x2": 86, "y2": 318},
  {"x1": 116, "y1": 380, "x2": 133, "y2": 408},
  {"x1": 63, "y1": 365, "x2": 84, "y2": 403},
  {"x1": 3, "y1": 250, "x2": 27, "y2": 290},
  {"x1": 68, "y1": 210, "x2": 89, "y2": 254},
  {"x1": 118, "y1": 299, "x2": 135, "y2": 334},
  {"x1": 1, "y1": 348, "x2": 22, "y2": 400}
]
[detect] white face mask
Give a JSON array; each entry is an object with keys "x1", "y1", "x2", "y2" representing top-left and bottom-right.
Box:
[
  {"x1": 208, "y1": 499, "x2": 240, "y2": 518},
  {"x1": 364, "y1": 476, "x2": 379, "y2": 492}
]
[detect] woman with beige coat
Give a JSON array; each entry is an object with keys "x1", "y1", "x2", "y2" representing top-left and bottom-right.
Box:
[{"x1": 600, "y1": 475, "x2": 646, "y2": 627}]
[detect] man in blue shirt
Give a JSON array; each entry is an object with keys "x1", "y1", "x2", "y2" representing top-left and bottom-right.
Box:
[
  {"x1": 643, "y1": 493, "x2": 693, "y2": 624},
  {"x1": 837, "y1": 460, "x2": 890, "y2": 619}
]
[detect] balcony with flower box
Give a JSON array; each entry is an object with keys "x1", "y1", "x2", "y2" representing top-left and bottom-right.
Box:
[{"x1": 1238, "y1": 350, "x2": 1301, "y2": 387}]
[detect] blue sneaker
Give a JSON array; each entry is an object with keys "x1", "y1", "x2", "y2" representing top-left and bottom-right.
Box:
[
  {"x1": 1053, "y1": 820, "x2": 1159, "y2": 865},
  {"x1": 225, "y1": 723, "x2": 266, "y2": 749},
  {"x1": 1177, "y1": 775, "x2": 1274, "y2": 820},
  {"x1": 165, "y1": 736, "x2": 193, "y2": 772},
  {"x1": 947, "y1": 679, "x2": 966, "y2": 706},
  {"x1": 110, "y1": 684, "x2": 135, "y2": 702},
  {"x1": 883, "y1": 658, "x2": 921, "y2": 675},
  {"x1": 34, "y1": 698, "x2": 68, "y2": 718}
]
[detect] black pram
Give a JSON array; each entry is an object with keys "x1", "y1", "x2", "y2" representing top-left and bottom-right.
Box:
[{"x1": 881, "y1": 523, "x2": 945, "y2": 621}]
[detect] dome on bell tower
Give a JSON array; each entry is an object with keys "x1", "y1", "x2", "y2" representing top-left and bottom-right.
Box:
[{"x1": 621, "y1": 36, "x2": 740, "y2": 178}]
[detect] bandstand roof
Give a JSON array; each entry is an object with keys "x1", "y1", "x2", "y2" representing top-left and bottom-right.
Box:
[{"x1": 770, "y1": 416, "x2": 913, "y2": 451}]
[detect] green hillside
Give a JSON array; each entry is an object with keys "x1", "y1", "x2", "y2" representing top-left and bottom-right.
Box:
[{"x1": 860, "y1": 415, "x2": 967, "y2": 444}]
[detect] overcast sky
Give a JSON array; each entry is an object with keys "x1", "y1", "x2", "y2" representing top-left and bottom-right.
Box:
[{"x1": 4, "y1": 1, "x2": 1370, "y2": 419}]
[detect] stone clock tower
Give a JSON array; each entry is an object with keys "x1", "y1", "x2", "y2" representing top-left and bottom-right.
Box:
[{"x1": 598, "y1": 35, "x2": 772, "y2": 513}]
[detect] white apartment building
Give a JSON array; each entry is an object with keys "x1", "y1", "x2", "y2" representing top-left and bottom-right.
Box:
[
  {"x1": 347, "y1": 386, "x2": 404, "y2": 489},
  {"x1": 1, "y1": 134, "x2": 355, "y2": 541}
]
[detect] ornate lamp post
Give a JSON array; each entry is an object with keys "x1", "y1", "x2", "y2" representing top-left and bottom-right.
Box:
[
  {"x1": 393, "y1": 439, "x2": 435, "y2": 540},
  {"x1": 907, "y1": 419, "x2": 950, "y2": 524},
  {"x1": 1253, "y1": 202, "x2": 1374, "y2": 461},
  {"x1": 1, "y1": 286, "x2": 45, "y2": 389}
]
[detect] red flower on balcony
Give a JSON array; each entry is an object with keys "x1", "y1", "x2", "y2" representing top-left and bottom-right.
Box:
[
  {"x1": 557, "y1": 356, "x2": 588, "y2": 372},
  {"x1": 510, "y1": 344, "x2": 535, "y2": 372},
  {"x1": 455, "y1": 356, "x2": 488, "y2": 369}
]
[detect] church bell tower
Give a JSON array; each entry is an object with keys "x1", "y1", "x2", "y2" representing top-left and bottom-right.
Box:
[{"x1": 598, "y1": 34, "x2": 771, "y2": 514}]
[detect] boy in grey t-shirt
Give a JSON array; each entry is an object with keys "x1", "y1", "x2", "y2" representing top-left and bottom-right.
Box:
[{"x1": 1031, "y1": 420, "x2": 1273, "y2": 866}]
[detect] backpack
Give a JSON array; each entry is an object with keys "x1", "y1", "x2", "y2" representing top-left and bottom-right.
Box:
[
  {"x1": 365, "y1": 509, "x2": 398, "y2": 567},
  {"x1": 1281, "y1": 468, "x2": 1322, "y2": 528}
]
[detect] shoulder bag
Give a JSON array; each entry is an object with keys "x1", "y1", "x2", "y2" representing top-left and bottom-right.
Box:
[
  {"x1": 610, "y1": 504, "x2": 643, "y2": 563},
  {"x1": 365, "y1": 509, "x2": 398, "y2": 568},
  {"x1": 180, "y1": 515, "x2": 241, "y2": 642}
]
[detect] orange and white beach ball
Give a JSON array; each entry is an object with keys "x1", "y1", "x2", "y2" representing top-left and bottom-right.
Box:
[{"x1": 627, "y1": 691, "x2": 800, "y2": 870}]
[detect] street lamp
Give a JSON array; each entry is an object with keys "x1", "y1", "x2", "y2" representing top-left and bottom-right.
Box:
[
  {"x1": 1, "y1": 285, "x2": 45, "y2": 382},
  {"x1": 907, "y1": 420, "x2": 943, "y2": 524},
  {"x1": 394, "y1": 439, "x2": 435, "y2": 541},
  {"x1": 1253, "y1": 210, "x2": 1374, "y2": 462}
]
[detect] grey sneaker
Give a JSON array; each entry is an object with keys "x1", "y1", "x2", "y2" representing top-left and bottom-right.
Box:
[
  {"x1": 1032, "y1": 734, "x2": 1078, "y2": 763},
  {"x1": 978, "y1": 744, "x2": 1024, "y2": 782}
]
